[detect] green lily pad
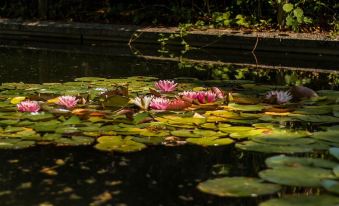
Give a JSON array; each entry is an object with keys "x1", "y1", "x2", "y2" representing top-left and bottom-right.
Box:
[
  {"x1": 259, "y1": 195, "x2": 339, "y2": 206},
  {"x1": 132, "y1": 136, "x2": 165, "y2": 145},
  {"x1": 329, "y1": 147, "x2": 339, "y2": 161},
  {"x1": 33, "y1": 120, "x2": 61, "y2": 132},
  {"x1": 236, "y1": 141, "x2": 313, "y2": 154},
  {"x1": 186, "y1": 137, "x2": 234, "y2": 146},
  {"x1": 294, "y1": 114, "x2": 339, "y2": 123},
  {"x1": 312, "y1": 131, "x2": 339, "y2": 143},
  {"x1": 95, "y1": 136, "x2": 146, "y2": 153},
  {"x1": 197, "y1": 177, "x2": 281, "y2": 197},
  {"x1": 252, "y1": 137, "x2": 315, "y2": 145},
  {"x1": 228, "y1": 103, "x2": 265, "y2": 112},
  {"x1": 0, "y1": 139, "x2": 35, "y2": 149},
  {"x1": 55, "y1": 136, "x2": 94, "y2": 146},
  {"x1": 259, "y1": 166, "x2": 336, "y2": 187},
  {"x1": 265, "y1": 155, "x2": 338, "y2": 169},
  {"x1": 322, "y1": 179, "x2": 339, "y2": 194},
  {"x1": 22, "y1": 113, "x2": 54, "y2": 121}
]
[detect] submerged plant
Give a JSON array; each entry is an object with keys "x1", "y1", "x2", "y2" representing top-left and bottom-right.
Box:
[
  {"x1": 17, "y1": 100, "x2": 40, "y2": 112},
  {"x1": 131, "y1": 95, "x2": 153, "y2": 110},
  {"x1": 265, "y1": 90, "x2": 292, "y2": 104},
  {"x1": 154, "y1": 80, "x2": 177, "y2": 92},
  {"x1": 57, "y1": 96, "x2": 78, "y2": 109},
  {"x1": 150, "y1": 97, "x2": 170, "y2": 110}
]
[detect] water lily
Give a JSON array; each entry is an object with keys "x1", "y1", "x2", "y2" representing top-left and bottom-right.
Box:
[
  {"x1": 167, "y1": 99, "x2": 191, "y2": 110},
  {"x1": 131, "y1": 95, "x2": 153, "y2": 110},
  {"x1": 211, "y1": 87, "x2": 224, "y2": 99},
  {"x1": 265, "y1": 90, "x2": 292, "y2": 104},
  {"x1": 57, "y1": 96, "x2": 78, "y2": 109},
  {"x1": 17, "y1": 100, "x2": 40, "y2": 112},
  {"x1": 197, "y1": 91, "x2": 217, "y2": 104},
  {"x1": 154, "y1": 80, "x2": 177, "y2": 92},
  {"x1": 178, "y1": 91, "x2": 198, "y2": 99},
  {"x1": 150, "y1": 97, "x2": 170, "y2": 110}
]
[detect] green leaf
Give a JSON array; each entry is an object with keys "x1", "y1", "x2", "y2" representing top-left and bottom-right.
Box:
[
  {"x1": 283, "y1": 3, "x2": 294, "y2": 12},
  {"x1": 259, "y1": 195, "x2": 339, "y2": 206},
  {"x1": 259, "y1": 166, "x2": 336, "y2": 187},
  {"x1": 293, "y1": 7, "x2": 304, "y2": 19},
  {"x1": 197, "y1": 177, "x2": 281, "y2": 197}
]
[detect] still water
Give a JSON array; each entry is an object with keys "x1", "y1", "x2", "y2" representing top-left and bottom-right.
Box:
[{"x1": 0, "y1": 44, "x2": 338, "y2": 206}]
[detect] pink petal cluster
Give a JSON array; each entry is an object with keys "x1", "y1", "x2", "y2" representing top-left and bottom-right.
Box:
[
  {"x1": 155, "y1": 80, "x2": 177, "y2": 92},
  {"x1": 211, "y1": 87, "x2": 224, "y2": 99},
  {"x1": 167, "y1": 99, "x2": 191, "y2": 111},
  {"x1": 150, "y1": 97, "x2": 170, "y2": 110},
  {"x1": 57, "y1": 96, "x2": 78, "y2": 109},
  {"x1": 17, "y1": 100, "x2": 40, "y2": 112},
  {"x1": 179, "y1": 91, "x2": 217, "y2": 104}
]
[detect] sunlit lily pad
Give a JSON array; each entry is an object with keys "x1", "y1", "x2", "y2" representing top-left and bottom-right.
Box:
[
  {"x1": 197, "y1": 177, "x2": 281, "y2": 197},
  {"x1": 228, "y1": 103, "x2": 265, "y2": 112},
  {"x1": 0, "y1": 139, "x2": 35, "y2": 149},
  {"x1": 259, "y1": 195, "x2": 339, "y2": 206},
  {"x1": 186, "y1": 137, "x2": 233, "y2": 146},
  {"x1": 95, "y1": 136, "x2": 146, "y2": 153},
  {"x1": 259, "y1": 166, "x2": 336, "y2": 187}
]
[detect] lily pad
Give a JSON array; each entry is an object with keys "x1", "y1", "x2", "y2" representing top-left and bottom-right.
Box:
[
  {"x1": 265, "y1": 155, "x2": 338, "y2": 169},
  {"x1": 259, "y1": 195, "x2": 339, "y2": 206},
  {"x1": 197, "y1": 177, "x2": 281, "y2": 197},
  {"x1": 186, "y1": 137, "x2": 234, "y2": 146},
  {"x1": 95, "y1": 136, "x2": 146, "y2": 153},
  {"x1": 259, "y1": 166, "x2": 336, "y2": 187},
  {"x1": 322, "y1": 179, "x2": 339, "y2": 194},
  {"x1": 228, "y1": 103, "x2": 265, "y2": 112},
  {"x1": 236, "y1": 141, "x2": 313, "y2": 154},
  {"x1": 329, "y1": 147, "x2": 339, "y2": 161}
]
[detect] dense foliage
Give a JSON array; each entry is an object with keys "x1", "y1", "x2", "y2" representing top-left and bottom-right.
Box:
[{"x1": 0, "y1": 0, "x2": 338, "y2": 31}]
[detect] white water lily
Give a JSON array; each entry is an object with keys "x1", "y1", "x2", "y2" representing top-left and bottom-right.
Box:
[
  {"x1": 265, "y1": 90, "x2": 293, "y2": 104},
  {"x1": 131, "y1": 95, "x2": 154, "y2": 110}
]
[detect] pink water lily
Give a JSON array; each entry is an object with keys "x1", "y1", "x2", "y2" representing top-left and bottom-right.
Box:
[
  {"x1": 178, "y1": 91, "x2": 198, "y2": 99},
  {"x1": 211, "y1": 87, "x2": 224, "y2": 99},
  {"x1": 17, "y1": 100, "x2": 40, "y2": 112},
  {"x1": 197, "y1": 91, "x2": 217, "y2": 104},
  {"x1": 57, "y1": 96, "x2": 78, "y2": 109},
  {"x1": 155, "y1": 80, "x2": 177, "y2": 92},
  {"x1": 149, "y1": 97, "x2": 170, "y2": 110},
  {"x1": 167, "y1": 99, "x2": 191, "y2": 110}
]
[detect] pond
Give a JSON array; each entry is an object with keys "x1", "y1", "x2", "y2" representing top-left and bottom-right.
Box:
[{"x1": 0, "y1": 44, "x2": 339, "y2": 206}]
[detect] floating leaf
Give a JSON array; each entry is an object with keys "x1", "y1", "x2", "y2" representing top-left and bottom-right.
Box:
[
  {"x1": 259, "y1": 195, "x2": 339, "y2": 206},
  {"x1": 236, "y1": 141, "x2": 313, "y2": 154},
  {"x1": 197, "y1": 177, "x2": 281, "y2": 197},
  {"x1": 186, "y1": 137, "x2": 233, "y2": 146},
  {"x1": 265, "y1": 155, "x2": 337, "y2": 169},
  {"x1": 95, "y1": 136, "x2": 146, "y2": 153},
  {"x1": 228, "y1": 103, "x2": 264, "y2": 112},
  {"x1": 329, "y1": 147, "x2": 339, "y2": 161},
  {"x1": 259, "y1": 166, "x2": 335, "y2": 187}
]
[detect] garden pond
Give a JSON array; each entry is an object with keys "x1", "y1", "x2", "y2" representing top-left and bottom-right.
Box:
[{"x1": 1, "y1": 45, "x2": 339, "y2": 206}]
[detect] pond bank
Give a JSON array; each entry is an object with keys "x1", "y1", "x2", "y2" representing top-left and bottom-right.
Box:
[{"x1": 0, "y1": 18, "x2": 338, "y2": 56}]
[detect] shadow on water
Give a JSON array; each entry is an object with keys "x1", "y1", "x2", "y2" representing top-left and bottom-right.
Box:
[{"x1": 0, "y1": 145, "x2": 272, "y2": 206}]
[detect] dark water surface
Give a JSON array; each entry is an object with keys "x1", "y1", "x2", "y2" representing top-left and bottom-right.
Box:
[{"x1": 0, "y1": 45, "x2": 338, "y2": 206}]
